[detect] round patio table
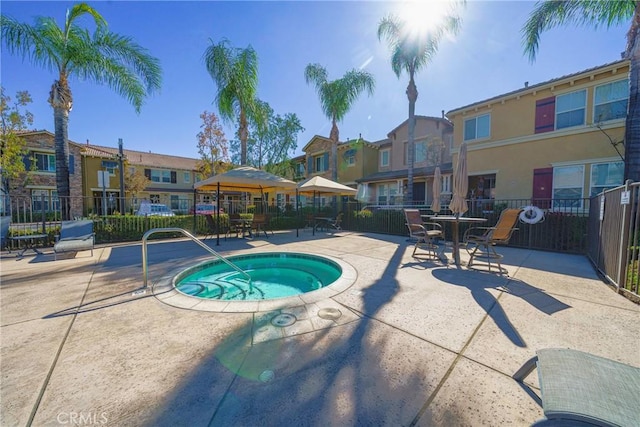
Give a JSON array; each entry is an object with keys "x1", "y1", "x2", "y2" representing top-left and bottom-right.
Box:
[{"x1": 426, "y1": 216, "x2": 487, "y2": 268}]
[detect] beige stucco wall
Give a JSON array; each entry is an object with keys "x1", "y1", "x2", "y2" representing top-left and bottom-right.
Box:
[{"x1": 448, "y1": 61, "x2": 628, "y2": 200}]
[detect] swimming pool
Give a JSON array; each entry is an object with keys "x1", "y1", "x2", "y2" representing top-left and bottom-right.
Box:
[{"x1": 174, "y1": 252, "x2": 346, "y2": 301}]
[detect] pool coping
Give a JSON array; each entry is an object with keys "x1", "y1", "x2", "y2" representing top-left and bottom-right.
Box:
[{"x1": 152, "y1": 251, "x2": 358, "y2": 313}]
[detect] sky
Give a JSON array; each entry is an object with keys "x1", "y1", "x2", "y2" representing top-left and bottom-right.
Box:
[{"x1": 1, "y1": 1, "x2": 630, "y2": 161}]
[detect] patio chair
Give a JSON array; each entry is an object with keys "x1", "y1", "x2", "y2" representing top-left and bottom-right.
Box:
[
  {"x1": 327, "y1": 212, "x2": 343, "y2": 232},
  {"x1": 252, "y1": 213, "x2": 273, "y2": 238},
  {"x1": 403, "y1": 209, "x2": 443, "y2": 259},
  {"x1": 513, "y1": 348, "x2": 640, "y2": 427},
  {"x1": 54, "y1": 220, "x2": 94, "y2": 260},
  {"x1": 204, "y1": 214, "x2": 229, "y2": 241},
  {"x1": 463, "y1": 208, "x2": 522, "y2": 274}
]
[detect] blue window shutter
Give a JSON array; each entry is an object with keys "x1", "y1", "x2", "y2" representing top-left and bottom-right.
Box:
[
  {"x1": 23, "y1": 154, "x2": 32, "y2": 170},
  {"x1": 306, "y1": 156, "x2": 312, "y2": 173},
  {"x1": 68, "y1": 155, "x2": 75, "y2": 174},
  {"x1": 323, "y1": 152, "x2": 329, "y2": 171}
]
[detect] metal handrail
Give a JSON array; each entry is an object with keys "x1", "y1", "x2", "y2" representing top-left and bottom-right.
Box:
[{"x1": 141, "y1": 227, "x2": 252, "y2": 292}]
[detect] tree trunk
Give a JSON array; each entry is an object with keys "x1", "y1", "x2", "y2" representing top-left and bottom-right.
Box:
[
  {"x1": 624, "y1": 7, "x2": 640, "y2": 182},
  {"x1": 406, "y1": 74, "x2": 418, "y2": 204},
  {"x1": 239, "y1": 109, "x2": 248, "y2": 165},
  {"x1": 330, "y1": 118, "x2": 339, "y2": 181},
  {"x1": 49, "y1": 78, "x2": 73, "y2": 220}
]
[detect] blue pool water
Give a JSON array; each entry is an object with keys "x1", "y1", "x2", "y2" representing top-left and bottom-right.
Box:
[{"x1": 175, "y1": 252, "x2": 342, "y2": 301}]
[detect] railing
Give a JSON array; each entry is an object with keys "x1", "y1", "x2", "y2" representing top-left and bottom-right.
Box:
[{"x1": 141, "y1": 227, "x2": 252, "y2": 292}]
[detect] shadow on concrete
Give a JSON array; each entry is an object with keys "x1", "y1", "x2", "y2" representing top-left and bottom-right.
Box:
[
  {"x1": 432, "y1": 268, "x2": 571, "y2": 348},
  {"x1": 141, "y1": 241, "x2": 460, "y2": 426}
]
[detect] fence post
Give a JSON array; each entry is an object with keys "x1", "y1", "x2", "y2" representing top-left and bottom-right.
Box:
[
  {"x1": 616, "y1": 180, "x2": 632, "y2": 290},
  {"x1": 41, "y1": 194, "x2": 46, "y2": 234}
]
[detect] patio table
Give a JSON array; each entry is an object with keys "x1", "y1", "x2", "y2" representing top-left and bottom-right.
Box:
[
  {"x1": 427, "y1": 216, "x2": 487, "y2": 268},
  {"x1": 10, "y1": 233, "x2": 48, "y2": 258},
  {"x1": 230, "y1": 219, "x2": 253, "y2": 239}
]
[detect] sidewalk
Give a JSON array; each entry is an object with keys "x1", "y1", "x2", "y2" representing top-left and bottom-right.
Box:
[{"x1": 1, "y1": 230, "x2": 638, "y2": 426}]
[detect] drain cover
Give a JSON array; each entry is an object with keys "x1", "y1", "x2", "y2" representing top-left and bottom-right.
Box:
[
  {"x1": 271, "y1": 313, "x2": 297, "y2": 327},
  {"x1": 259, "y1": 370, "x2": 275, "y2": 382},
  {"x1": 317, "y1": 307, "x2": 342, "y2": 320}
]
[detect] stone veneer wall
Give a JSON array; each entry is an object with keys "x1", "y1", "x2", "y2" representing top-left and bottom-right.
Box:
[{"x1": 10, "y1": 132, "x2": 84, "y2": 218}]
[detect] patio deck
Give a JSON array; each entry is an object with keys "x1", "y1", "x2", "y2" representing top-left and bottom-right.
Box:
[{"x1": 1, "y1": 230, "x2": 638, "y2": 426}]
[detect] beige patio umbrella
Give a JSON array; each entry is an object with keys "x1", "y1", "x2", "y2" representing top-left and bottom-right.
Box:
[
  {"x1": 431, "y1": 166, "x2": 442, "y2": 214},
  {"x1": 194, "y1": 166, "x2": 298, "y2": 245},
  {"x1": 450, "y1": 142, "x2": 468, "y2": 217},
  {"x1": 297, "y1": 176, "x2": 356, "y2": 235}
]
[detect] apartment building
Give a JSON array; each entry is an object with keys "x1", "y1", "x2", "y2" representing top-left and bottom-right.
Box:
[{"x1": 446, "y1": 60, "x2": 628, "y2": 209}]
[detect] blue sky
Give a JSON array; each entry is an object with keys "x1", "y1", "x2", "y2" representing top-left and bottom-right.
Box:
[{"x1": 2, "y1": 1, "x2": 630, "y2": 160}]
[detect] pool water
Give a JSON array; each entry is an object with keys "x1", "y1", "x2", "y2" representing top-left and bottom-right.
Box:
[{"x1": 175, "y1": 252, "x2": 342, "y2": 301}]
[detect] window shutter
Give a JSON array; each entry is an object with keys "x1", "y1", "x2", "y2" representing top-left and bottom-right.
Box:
[
  {"x1": 68, "y1": 155, "x2": 75, "y2": 174},
  {"x1": 532, "y1": 167, "x2": 553, "y2": 209},
  {"x1": 306, "y1": 156, "x2": 312, "y2": 173},
  {"x1": 535, "y1": 97, "x2": 555, "y2": 134},
  {"x1": 144, "y1": 169, "x2": 151, "y2": 180},
  {"x1": 170, "y1": 171, "x2": 177, "y2": 183},
  {"x1": 323, "y1": 152, "x2": 329, "y2": 171},
  {"x1": 23, "y1": 154, "x2": 32, "y2": 170}
]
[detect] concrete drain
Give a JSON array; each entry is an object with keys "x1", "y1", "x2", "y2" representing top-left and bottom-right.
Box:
[
  {"x1": 271, "y1": 313, "x2": 297, "y2": 327},
  {"x1": 318, "y1": 307, "x2": 342, "y2": 320}
]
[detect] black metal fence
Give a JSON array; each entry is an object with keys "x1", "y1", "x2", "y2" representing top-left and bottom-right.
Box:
[
  {"x1": 3, "y1": 195, "x2": 591, "y2": 256},
  {"x1": 587, "y1": 181, "x2": 639, "y2": 300}
]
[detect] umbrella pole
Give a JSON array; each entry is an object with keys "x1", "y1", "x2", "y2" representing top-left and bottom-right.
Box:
[
  {"x1": 216, "y1": 182, "x2": 220, "y2": 246},
  {"x1": 296, "y1": 189, "x2": 299, "y2": 238},
  {"x1": 312, "y1": 190, "x2": 316, "y2": 236}
]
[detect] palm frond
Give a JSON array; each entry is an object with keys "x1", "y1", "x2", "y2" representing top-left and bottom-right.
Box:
[{"x1": 522, "y1": 0, "x2": 636, "y2": 61}]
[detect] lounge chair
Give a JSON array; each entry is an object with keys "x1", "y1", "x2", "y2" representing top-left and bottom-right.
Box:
[
  {"x1": 403, "y1": 209, "x2": 443, "y2": 259},
  {"x1": 327, "y1": 212, "x2": 343, "y2": 232},
  {"x1": 513, "y1": 348, "x2": 640, "y2": 426},
  {"x1": 463, "y1": 208, "x2": 522, "y2": 274},
  {"x1": 54, "y1": 220, "x2": 94, "y2": 260}
]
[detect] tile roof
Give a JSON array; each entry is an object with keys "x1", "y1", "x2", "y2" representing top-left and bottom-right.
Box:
[
  {"x1": 84, "y1": 144, "x2": 199, "y2": 170},
  {"x1": 356, "y1": 162, "x2": 454, "y2": 183}
]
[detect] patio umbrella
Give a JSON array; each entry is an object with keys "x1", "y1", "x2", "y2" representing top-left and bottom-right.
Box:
[
  {"x1": 431, "y1": 166, "x2": 442, "y2": 214},
  {"x1": 450, "y1": 142, "x2": 468, "y2": 217},
  {"x1": 194, "y1": 166, "x2": 297, "y2": 245},
  {"x1": 297, "y1": 176, "x2": 356, "y2": 235}
]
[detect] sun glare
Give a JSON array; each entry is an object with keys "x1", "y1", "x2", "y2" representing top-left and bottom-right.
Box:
[{"x1": 398, "y1": 1, "x2": 453, "y2": 35}]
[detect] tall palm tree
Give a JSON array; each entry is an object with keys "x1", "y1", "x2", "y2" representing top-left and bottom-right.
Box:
[
  {"x1": 1, "y1": 3, "x2": 162, "y2": 219},
  {"x1": 203, "y1": 38, "x2": 261, "y2": 166},
  {"x1": 378, "y1": 11, "x2": 461, "y2": 203},
  {"x1": 523, "y1": 0, "x2": 639, "y2": 182},
  {"x1": 304, "y1": 63, "x2": 375, "y2": 180}
]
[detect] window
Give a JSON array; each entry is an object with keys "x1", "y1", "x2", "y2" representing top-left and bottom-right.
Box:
[
  {"x1": 553, "y1": 165, "x2": 584, "y2": 209},
  {"x1": 150, "y1": 169, "x2": 172, "y2": 183},
  {"x1": 376, "y1": 183, "x2": 399, "y2": 205},
  {"x1": 31, "y1": 189, "x2": 59, "y2": 212},
  {"x1": 34, "y1": 153, "x2": 55, "y2": 172},
  {"x1": 314, "y1": 154, "x2": 328, "y2": 172},
  {"x1": 415, "y1": 141, "x2": 427, "y2": 163},
  {"x1": 463, "y1": 114, "x2": 490, "y2": 141},
  {"x1": 149, "y1": 194, "x2": 160, "y2": 203},
  {"x1": 590, "y1": 161, "x2": 623, "y2": 196},
  {"x1": 380, "y1": 149, "x2": 390, "y2": 167},
  {"x1": 594, "y1": 79, "x2": 628, "y2": 122},
  {"x1": 440, "y1": 175, "x2": 451, "y2": 194},
  {"x1": 101, "y1": 160, "x2": 118, "y2": 175},
  {"x1": 556, "y1": 90, "x2": 586, "y2": 129},
  {"x1": 295, "y1": 162, "x2": 305, "y2": 177},
  {"x1": 346, "y1": 152, "x2": 356, "y2": 166},
  {"x1": 183, "y1": 172, "x2": 191, "y2": 184}
]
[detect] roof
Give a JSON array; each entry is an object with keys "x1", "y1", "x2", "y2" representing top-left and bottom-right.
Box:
[
  {"x1": 84, "y1": 144, "x2": 199, "y2": 170},
  {"x1": 301, "y1": 135, "x2": 333, "y2": 152},
  {"x1": 386, "y1": 116, "x2": 453, "y2": 138},
  {"x1": 356, "y1": 162, "x2": 454, "y2": 183},
  {"x1": 447, "y1": 59, "x2": 629, "y2": 115}
]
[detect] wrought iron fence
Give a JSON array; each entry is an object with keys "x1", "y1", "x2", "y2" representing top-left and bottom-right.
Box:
[{"x1": 587, "y1": 181, "x2": 639, "y2": 300}]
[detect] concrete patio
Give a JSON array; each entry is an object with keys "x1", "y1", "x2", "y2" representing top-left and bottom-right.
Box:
[{"x1": 1, "y1": 230, "x2": 638, "y2": 426}]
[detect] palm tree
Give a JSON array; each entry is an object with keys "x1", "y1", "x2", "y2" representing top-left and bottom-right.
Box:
[
  {"x1": 203, "y1": 38, "x2": 262, "y2": 167},
  {"x1": 378, "y1": 11, "x2": 461, "y2": 203},
  {"x1": 304, "y1": 63, "x2": 375, "y2": 180},
  {"x1": 1, "y1": 3, "x2": 162, "y2": 219},
  {"x1": 522, "y1": 0, "x2": 639, "y2": 182}
]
